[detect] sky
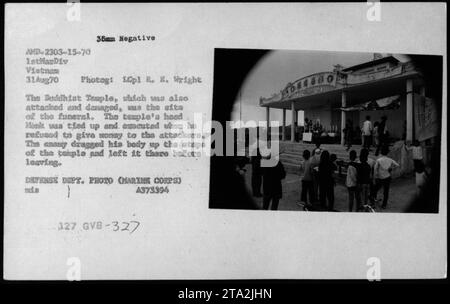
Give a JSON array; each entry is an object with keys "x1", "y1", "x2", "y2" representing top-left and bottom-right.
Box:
[{"x1": 230, "y1": 50, "x2": 410, "y2": 127}]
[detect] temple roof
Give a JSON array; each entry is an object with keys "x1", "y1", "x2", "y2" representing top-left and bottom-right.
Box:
[{"x1": 342, "y1": 56, "x2": 400, "y2": 72}]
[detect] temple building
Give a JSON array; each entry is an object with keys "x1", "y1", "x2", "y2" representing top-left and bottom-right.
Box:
[{"x1": 259, "y1": 55, "x2": 438, "y2": 145}]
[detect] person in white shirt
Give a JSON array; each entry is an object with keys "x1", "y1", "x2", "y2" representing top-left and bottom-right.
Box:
[
  {"x1": 362, "y1": 116, "x2": 373, "y2": 150},
  {"x1": 414, "y1": 161, "x2": 427, "y2": 196},
  {"x1": 373, "y1": 146, "x2": 399, "y2": 209},
  {"x1": 404, "y1": 139, "x2": 424, "y2": 171}
]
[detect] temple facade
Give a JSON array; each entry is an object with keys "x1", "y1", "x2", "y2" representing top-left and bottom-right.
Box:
[{"x1": 260, "y1": 56, "x2": 436, "y2": 145}]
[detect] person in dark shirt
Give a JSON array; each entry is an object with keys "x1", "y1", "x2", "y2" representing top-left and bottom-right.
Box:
[
  {"x1": 318, "y1": 150, "x2": 336, "y2": 211},
  {"x1": 250, "y1": 148, "x2": 262, "y2": 197},
  {"x1": 343, "y1": 119, "x2": 354, "y2": 151},
  {"x1": 310, "y1": 147, "x2": 322, "y2": 203},
  {"x1": 375, "y1": 116, "x2": 388, "y2": 156},
  {"x1": 262, "y1": 158, "x2": 286, "y2": 210},
  {"x1": 358, "y1": 149, "x2": 372, "y2": 207},
  {"x1": 300, "y1": 150, "x2": 315, "y2": 206},
  {"x1": 346, "y1": 150, "x2": 360, "y2": 212}
]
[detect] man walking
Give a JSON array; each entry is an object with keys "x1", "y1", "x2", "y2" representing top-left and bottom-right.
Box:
[{"x1": 373, "y1": 146, "x2": 399, "y2": 209}]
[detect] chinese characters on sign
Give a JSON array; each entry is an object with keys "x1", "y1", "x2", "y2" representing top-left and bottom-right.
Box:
[
  {"x1": 260, "y1": 71, "x2": 337, "y2": 105},
  {"x1": 281, "y1": 72, "x2": 337, "y2": 100}
]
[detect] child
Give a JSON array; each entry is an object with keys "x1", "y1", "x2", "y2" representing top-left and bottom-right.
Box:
[
  {"x1": 404, "y1": 140, "x2": 424, "y2": 171},
  {"x1": 415, "y1": 161, "x2": 428, "y2": 196},
  {"x1": 358, "y1": 149, "x2": 372, "y2": 207},
  {"x1": 330, "y1": 153, "x2": 338, "y2": 187},
  {"x1": 310, "y1": 147, "x2": 322, "y2": 202},
  {"x1": 318, "y1": 151, "x2": 336, "y2": 211},
  {"x1": 300, "y1": 150, "x2": 315, "y2": 206},
  {"x1": 346, "y1": 150, "x2": 360, "y2": 212}
]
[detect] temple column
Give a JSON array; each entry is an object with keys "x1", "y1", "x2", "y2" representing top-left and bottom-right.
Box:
[
  {"x1": 291, "y1": 101, "x2": 296, "y2": 142},
  {"x1": 406, "y1": 79, "x2": 414, "y2": 142},
  {"x1": 295, "y1": 110, "x2": 298, "y2": 142},
  {"x1": 266, "y1": 106, "x2": 270, "y2": 131},
  {"x1": 340, "y1": 90, "x2": 347, "y2": 145},
  {"x1": 282, "y1": 108, "x2": 286, "y2": 141}
]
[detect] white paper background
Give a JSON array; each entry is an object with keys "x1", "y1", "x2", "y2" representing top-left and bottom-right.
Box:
[{"x1": 4, "y1": 3, "x2": 447, "y2": 279}]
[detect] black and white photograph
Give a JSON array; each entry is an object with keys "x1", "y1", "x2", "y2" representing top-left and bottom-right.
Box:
[
  {"x1": 2, "y1": 2, "x2": 447, "y2": 289},
  {"x1": 210, "y1": 49, "x2": 442, "y2": 213}
]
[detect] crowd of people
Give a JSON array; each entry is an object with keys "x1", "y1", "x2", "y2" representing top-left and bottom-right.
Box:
[
  {"x1": 299, "y1": 142, "x2": 426, "y2": 211},
  {"x1": 245, "y1": 136, "x2": 427, "y2": 212}
]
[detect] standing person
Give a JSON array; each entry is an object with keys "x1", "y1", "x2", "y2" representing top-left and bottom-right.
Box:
[
  {"x1": 318, "y1": 151, "x2": 336, "y2": 211},
  {"x1": 262, "y1": 157, "x2": 286, "y2": 210},
  {"x1": 373, "y1": 121, "x2": 380, "y2": 148},
  {"x1": 346, "y1": 150, "x2": 360, "y2": 212},
  {"x1": 373, "y1": 146, "x2": 399, "y2": 209},
  {"x1": 310, "y1": 148, "x2": 322, "y2": 202},
  {"x1": 355, "y1": 126, "x2": 362, "y2": 145},
  {"x1": 300, "y1": 150, "x2": 315, "y2": 206},
  {"x1": 414, "y1": 161, "x2": 428, "y2": 196},
  {"x1": 362, "y1": 116, "x2": 373, "y2": 150},
  {"x1": 343, "y1": 119, "x2": 354, "y2": 151},
  {"x1": 305, "y1": 118, "x2": 313, "y2": 133},
  {"x1": 330, "y1": 153, "x2": 338, "y2": 198},
  {"x1": 375, "y1": 116, "x2": 388, "y2": 156},
  {"x1": 404, "y1": 140, "x2": 424, "y2": 171},
  {"x1": 250, "y1": 148, "x2": 262, "y2": 197},
  {"x1": 358, "y1": 149, "x2": 372, "y2": 207},
  {"x1": 312, "y1": 121, "x2": 322, "y2": 146}
]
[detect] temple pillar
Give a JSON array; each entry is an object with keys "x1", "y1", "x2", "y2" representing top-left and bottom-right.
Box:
[
  {"x1": 291, "y1": 101, "x2": 295, "y2": 142},
  {"x1": 406, "y1": 79, "x2": 414, "y2": 142},
  {"x1": 340, "y1": 90, "x2": 347, "y2": 145},
  {"x1": 282, "y1": 108, "x2": 286, "y2": 141}
]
